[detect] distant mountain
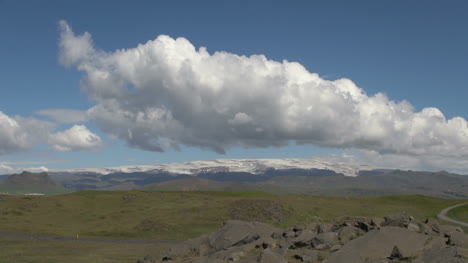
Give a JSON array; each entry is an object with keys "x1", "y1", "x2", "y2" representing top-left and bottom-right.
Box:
[
  {"x1": 48, "y1": 167, "x2": 347, "y2": 191},
  {"x1": 52, "y1": 158, "x2": 371, "y2": 177},
  {"x1": 139, "y1": 170, "x2": 468, "y2": 198},
  {"x1": 3, "y1": 158, "x2": 464, "y2": 198},
  {"x1": 0, "y1": 171, "x2": 71, "y2": 195},
  {"x1": 142, "y1": 177, "x2": 249, "y2": 192},
  {"x1": 46, "y1": 159, "x2": 369, "y2": 190},
  {"x1": 250, "y1": 170, "x2": 468, "y2": 198}
]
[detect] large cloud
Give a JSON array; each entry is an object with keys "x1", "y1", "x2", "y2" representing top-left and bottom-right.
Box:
[
  {"x1": 58, "y1": 21, "x2": 468, "y2": 160},
  {"x1": 0, "y1": 111, "x2": 101, "y2": 155},
  {"x1": 0, "y1": 111, "x2": 52, "y2": 155},
  {"x1": 49, "y1": 125, "x2": 102, "y2": 152}
]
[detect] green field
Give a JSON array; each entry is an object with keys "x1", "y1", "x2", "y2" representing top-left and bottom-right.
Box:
[
  {"x1": 0, "y1": 237, "x2": 169, "y2": 263},
  {"x1": 0, "y1": 191, "x2": 463, "y2": 240},
  {"x1": 0, "y1": 191, "x2": 465, "y2": 262}
]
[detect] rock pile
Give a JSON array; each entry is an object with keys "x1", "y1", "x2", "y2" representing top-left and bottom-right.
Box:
[{"x1": 137, "y1": 213, "x2": 468, "y2": 263}]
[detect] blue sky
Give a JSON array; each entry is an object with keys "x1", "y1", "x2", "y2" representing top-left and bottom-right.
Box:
[{"x1": 1, "y1": 0, "x2": 468, "y2": 173}]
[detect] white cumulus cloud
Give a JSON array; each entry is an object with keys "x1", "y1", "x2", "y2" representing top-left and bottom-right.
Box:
[
  {"x1": 0, "y1": 164, "x2": 14, "y2": 173},
  {"x1": 0, "y1": 111, "x2": 101, "y2": 155},
  {"x1": 58, "y1": 21, "x2": 468, "y2": 164},
  {"x1": 0, "y1": 164, "x2": 48, "y2": 175},
  {"x1": 0, "y1": 111, "x2": 52, "y2": 155},
  {"x1": 49, "y1": 125, "x2": 102, "y2": 152}
]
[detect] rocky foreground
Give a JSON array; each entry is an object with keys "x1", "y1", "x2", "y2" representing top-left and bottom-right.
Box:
[{"x1": 137, "y1": 213, "x2": 468, "y2": 263}]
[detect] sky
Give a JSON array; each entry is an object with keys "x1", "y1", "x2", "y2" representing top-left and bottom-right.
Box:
[{"x1": 1, "y1": 0, "x2": 468, "y2": 174}]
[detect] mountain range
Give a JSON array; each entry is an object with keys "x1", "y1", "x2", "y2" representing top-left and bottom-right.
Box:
[{"x1": 1, "y1": 159, "x2": 467, "y2": 198}]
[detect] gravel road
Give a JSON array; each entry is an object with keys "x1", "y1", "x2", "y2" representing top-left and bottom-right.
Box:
[{"x1": 437, "y1": 202, "x2": 468, "y2": 227}]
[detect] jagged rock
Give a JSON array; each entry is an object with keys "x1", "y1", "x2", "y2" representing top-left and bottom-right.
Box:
[
  {"x1": 330, "y1": 244, "x2": 342, "y2": 252},
  {"x1": 317, "y1": 223, "x2": 333, "y2": 233},
  {"x1": 199, "y1": 243, "x2": 214, "y2": 256},
  {"x1": 283, "y1": 225, "x2": 306, "y2": 238},
  {"x1": 289, "y1": 229, "x2": 317, "y2": 249},
  {"x1": 194, "y1": 258, "x2": 224, "y2": 263},
  {"x1": 388, "y1": 245, "x2": 407, "y2": 260},
  {"x1": 276, "y1": 239, "x2": 290, "y2": 256},
  {"x1": 258, "y1": 249, "x2": 286, "y2": 263},
  {"x1": 425, "y1": 218, "x2": 440, "y2": 233},
  {"x1": 293, "y1": 249, "x2": 319, "y2": 262},
  {"x1": 371, "y1": 217, "x2": 384, "y2": 228},
  {"x1": 381, "y1": 212, "x2": 409, "y2": 228},
  {"x1": 186, "y1": 235, "x2": 210, "y2": 256},
  {"x1": 337, "y1": 226, "x2": 360, "y2": 243},
  {"x1": 334, "y1": 216, "x2": 377, "y2": 233},
  {"x1": 305, "y1": 223, "x2": 318, "y2": 232},
  {"x1": 407, "y1": 222, "x2": 420, "y2": 232},
  {"x1": 194, "y1": 244, "x2": 256, "y2": 263},
  {"x1": 167, "y1": 243, "x2": 192, "y2": 258},
  {"x1": 148, "y1": 216, "x2": 468, "y2": 263},
  {"x1": 413, "y1": 236, "x2": 466, "y2": 263},
  {"x1": 365, "y1": 260, "x2": 388, "y2": 263},
  {"x1": 357, "y1": 221, "x2": 372, "y2": 232},
  {"x1": 271, "y1": 230, "x2": 283, "y2": 239},
  {"x1": 327, "y1": 226, "x2": 429, "y2": 263},
  {"x1": 311, "y1": 232, "x2": 338, "y2": 248},
  {"x1": 255, "y1": 243, "x2": 267, "y2": 249},
  {"x1": 282, "y1": 228, "x2": 297, "y2": 238},
  {"x1": 446, "y1": 231, "x2": 468, "y2": 248},
  {"x1": 227, "y1": 251, "x2": 244, "y2": 262},
  {"x1": 208, "y1": 220, "x2": 278, "y2": 251},
  {"x1": 439, "y1": 224, "x2": 464, "y2": 236},
  {"x1": 315, "y1": 243, "x2": 330, "y2": 250},
  {"x1": 260, "y1": 236, "x2": 282, "y2": 251},
  {"x1": 143, "y1": 254, "x2": 155, "y2": 262},
  {"x1": 420, "y1": 223, "x2": 436, "y2": 235},
  {"x1": 293, "y1": 226, "x2": 304, "y2": 233}
]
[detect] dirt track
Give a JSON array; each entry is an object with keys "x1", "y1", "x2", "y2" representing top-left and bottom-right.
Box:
[{"x1": 437, "y1": 202, "x2": 468, "y2": 227}]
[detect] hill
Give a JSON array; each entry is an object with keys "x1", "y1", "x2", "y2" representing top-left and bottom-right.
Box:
[
  {"x1": 250, "y1": 170, "x2": 468, "y2": 198},
  {"x1": 0, "y1": 171, "x2": 71, "y2": 195},
  {"x1": 0, "y1": 190, "x2": 462, "y2": 240},
  {"x1": 137, "y1": 170, "x2": 468, "y2": 198},
  {"x1": 142, "y1": 177, "x2": 249, "y2": 191}
]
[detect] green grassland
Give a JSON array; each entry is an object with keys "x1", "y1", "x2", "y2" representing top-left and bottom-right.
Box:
[
  {"x1": 0, "y1": 191, "x2": 463, "y2": 241},
  {"x1": 0, "y1": 237, "x2": 169, "y2": 263},
  {"x1": 447, "y1": 203, "x2": 468, "y2": 222},
  {"x1": 0, "y1": 191, "x2": 465, "y2": 262},
  {"x1": 0, "y1": 186, "x2": 71, "y2": 196}
]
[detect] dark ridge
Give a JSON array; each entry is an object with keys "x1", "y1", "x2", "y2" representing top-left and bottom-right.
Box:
[
  {"x1": 264, "y1": 168, "x2": 344, "y2": 177},
  {"x1": 358, "y1": 169, "x2": 395, "y2": 176},
  {"x1": 199, "y1": 172, "x2": 270, "y2": 182},
  {"x1": 6, "y1": 171, "x2": 57, "y2": 187},
  {"x1": 63, "y1": 183, "x2": 98, "y2": 190}
]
